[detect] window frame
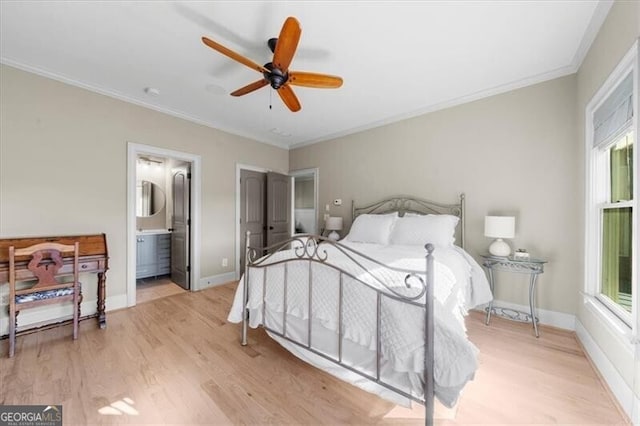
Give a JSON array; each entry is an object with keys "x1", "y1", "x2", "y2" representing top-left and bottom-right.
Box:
[
  {"x1": 596, "y1": 138, "x2": 634, "y2": 322},
  {"x1": 584, "y1": 40, "x2": 638, "y2": 337}
]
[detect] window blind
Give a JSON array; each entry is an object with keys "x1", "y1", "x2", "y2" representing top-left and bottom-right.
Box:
[{"x1": 594, "y1": 72, "x2": 634, "y2": 148}]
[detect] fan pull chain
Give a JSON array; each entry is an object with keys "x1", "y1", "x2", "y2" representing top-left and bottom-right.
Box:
[{"x1": 269, "y1": 89, "x2": 273, "y2": 110}]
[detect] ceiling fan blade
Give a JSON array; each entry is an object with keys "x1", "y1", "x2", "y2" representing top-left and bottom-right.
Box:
[
  {"x1": 273, "y1": 17, "x2": 301, "y2": 72},
  {"x1": 288, "y1": 71, "x2": 343, "y2": 89},
  {"x1": 231, "y1": 79, "x2": 269, "y2": 97},
  {"x1": 277, "y1": 85, "x2": 301, "y2": 112},
  {"x1": 202, "y1": 36, "x2": 268, "y2": 74}
]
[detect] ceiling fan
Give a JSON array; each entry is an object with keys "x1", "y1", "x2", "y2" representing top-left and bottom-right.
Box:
[{"x1": 202, "y1": 17, "x2": 343, "y2": 112}]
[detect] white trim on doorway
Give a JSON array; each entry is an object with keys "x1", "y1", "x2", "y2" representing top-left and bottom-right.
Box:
[
  {"x1": 127, "y1": 142, "x2": 202, "y2": 307},
  {"x1": 235, "y1": 163, "x2": 270, "y2": 280}
]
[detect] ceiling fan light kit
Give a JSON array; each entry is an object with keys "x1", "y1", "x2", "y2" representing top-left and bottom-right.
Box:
[{"x1": 202, "y1": 16, "x2": 343, "y2": 112}]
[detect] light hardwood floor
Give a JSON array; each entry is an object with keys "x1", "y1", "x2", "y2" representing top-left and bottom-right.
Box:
[
  {"x1": 136, "y1": 276, "x2": 186, "y2": 305},
  {"x1": 0, "y1": 282, "x2": 629, "y2": 425}
]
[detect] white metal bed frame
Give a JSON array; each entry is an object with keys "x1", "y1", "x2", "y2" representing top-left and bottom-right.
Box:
[{"x1": 240, "y1": 194, "x2": 466, "y2": 426}]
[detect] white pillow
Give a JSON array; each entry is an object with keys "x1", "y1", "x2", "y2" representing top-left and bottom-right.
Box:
[
  {"x1": 344, "y1": 213, "x2": 397, "y2": 244},
  {"x1": 389, "y1": 214, "x2": 459, "y2": 247}
]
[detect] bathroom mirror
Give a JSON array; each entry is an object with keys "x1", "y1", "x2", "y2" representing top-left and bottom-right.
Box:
[{"x1": 136, "y1": 180, "x2": 166, "y2": 217}]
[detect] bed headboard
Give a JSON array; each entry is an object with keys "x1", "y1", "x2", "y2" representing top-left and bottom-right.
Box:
[{"x1": 351, "y1": 194, "x2": 466, "y2": 249}]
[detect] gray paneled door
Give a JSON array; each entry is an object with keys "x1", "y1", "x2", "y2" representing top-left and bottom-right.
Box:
[
  {"x1": 266, "y1": 172, "x2": 291, "y2": 249},
  {"x1": 240, "y1": 169, "x2": 266, "y2": 273},
  {"x1": 171, "y1": 165, "x2": 190, "y2": 289}
]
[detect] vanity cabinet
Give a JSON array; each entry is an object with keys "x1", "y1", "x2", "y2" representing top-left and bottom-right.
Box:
[{"x1": 136, "y1": 233, "x2": 171, "y2": 279}]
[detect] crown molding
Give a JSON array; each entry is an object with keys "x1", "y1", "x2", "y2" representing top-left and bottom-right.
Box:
[
  {"x1": 290, "y1": 63, "x2": 577, "y2": 149},
  {"x1": 0, "y1": 57, "x2": 289, "y2": 150},
  {"x1": 570, "y1": 0, "x2": 615, "y2": 71}
]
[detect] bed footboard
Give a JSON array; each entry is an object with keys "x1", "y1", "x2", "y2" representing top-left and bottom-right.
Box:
[{"x1": 241, "y1": 231, "x2": 435, "y2": 426}]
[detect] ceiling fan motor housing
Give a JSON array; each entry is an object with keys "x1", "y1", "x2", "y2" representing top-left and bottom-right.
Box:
[
  {"x1": 263, "y1": 62, "x2": 288, "y2": 89},
  {"x1": 267, "y1": 38, "x2": 278, "y2": 53}
]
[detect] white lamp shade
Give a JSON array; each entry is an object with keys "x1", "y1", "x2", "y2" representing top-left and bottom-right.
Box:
[
  {"x1": 325, "y1": 216, "x2": 343, "y2": 231},
  {"x1": 484, "y1": 216, "x2": 515, "y2": 239}
]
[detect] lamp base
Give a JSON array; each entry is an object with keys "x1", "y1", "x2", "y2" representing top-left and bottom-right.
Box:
[
  {"x1": 328, "y1": 230, "x2": 340, "y2": 241},
  {"x1": 489, "y1": 238, "x2": 511, "y2": 257}
]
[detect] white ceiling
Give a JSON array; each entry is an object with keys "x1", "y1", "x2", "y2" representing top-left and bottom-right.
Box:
[{"x1": 0, "y1": 1, "x2": 611, "y2": 149}]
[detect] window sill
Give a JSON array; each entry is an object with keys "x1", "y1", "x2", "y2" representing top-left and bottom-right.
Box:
[{"x1": 582, "y1": 294, "x2": 634, "y2": 352}]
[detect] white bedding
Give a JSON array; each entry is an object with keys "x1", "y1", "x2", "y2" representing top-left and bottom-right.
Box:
[{"x1": 227, "y1": 240, "x2": 492, "y2": 408}]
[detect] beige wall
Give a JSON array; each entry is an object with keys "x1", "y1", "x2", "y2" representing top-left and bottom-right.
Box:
[
  {"x1": 0, "y1": 64, "x2": 288, "y2": 329},
  {"x1": 291, "y1": 74, "x2": 579, "y2": 316},
  {"x1": 575, "y1": 0, "x2": 639, "y2": 398}
]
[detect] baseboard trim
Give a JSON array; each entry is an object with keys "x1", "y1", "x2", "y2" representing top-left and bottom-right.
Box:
[
  {"x1": 106, "y1": 293, "x2": 128, "y2": 313},
  {"x1": 576, "y1": 320, "x2": 638, "y2": 423},
  {"x1": 198, "y1": 272, "x2": 236, "y2": 291},
  {"x1": 477, "y1": 299, "x2": 576, "y2": 330}
]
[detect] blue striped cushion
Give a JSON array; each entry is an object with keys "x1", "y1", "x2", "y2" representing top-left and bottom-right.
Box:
[{"x1": 15, "y1": 284, "x2": 81, "y2": 304}]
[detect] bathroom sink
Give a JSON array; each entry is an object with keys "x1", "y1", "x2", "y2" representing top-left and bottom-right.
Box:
[{"x1": 136, "y1": 229, "x2": 170, "y2": 235}]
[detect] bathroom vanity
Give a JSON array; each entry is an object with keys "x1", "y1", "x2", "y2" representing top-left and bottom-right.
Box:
[{"x1": 136, "y1": 230, "x2": 171, "y2": 279}]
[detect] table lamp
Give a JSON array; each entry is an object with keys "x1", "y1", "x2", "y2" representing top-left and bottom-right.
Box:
[
  {"x1": 484, "y1": 216, "x2": 515, "y2": 257},
  {"x1": 325, "y1": 216, "x2": 343, "y2": 241}
]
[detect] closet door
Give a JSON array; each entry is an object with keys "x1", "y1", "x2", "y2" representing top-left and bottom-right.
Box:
[
  {"x1": 266, "y1": 172, "x2": 291, "y2": 250},
  {"x1": 240, "y1": 169, "x2": 266, "y2": 273}
]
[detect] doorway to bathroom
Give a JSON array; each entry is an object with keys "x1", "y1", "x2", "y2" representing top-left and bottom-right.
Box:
[{"x1": 127, "y1": 143, "x2": 201, "y2": 307}]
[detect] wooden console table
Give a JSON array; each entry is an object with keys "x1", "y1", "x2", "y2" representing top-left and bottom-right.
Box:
[{"x1": 0, "y1": 234, "x2": 109, "y2": 334}]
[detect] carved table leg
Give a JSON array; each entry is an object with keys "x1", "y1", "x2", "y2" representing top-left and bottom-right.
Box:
[
  {"x1": 97, "y1": 271, "x2": 106, "y2": 329},
  {"x1": 78, "y1": 287, "x2": 84, "y2": 320}
]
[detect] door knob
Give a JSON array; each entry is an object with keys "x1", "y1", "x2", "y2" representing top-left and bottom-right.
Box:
[{"x1": 269, "y1": 226, "x2": 274, "y2": 230}]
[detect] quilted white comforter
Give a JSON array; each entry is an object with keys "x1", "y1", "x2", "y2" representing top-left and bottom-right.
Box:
[{"x1": 228, "y1": 240, "x2": 492, "y2": 407}]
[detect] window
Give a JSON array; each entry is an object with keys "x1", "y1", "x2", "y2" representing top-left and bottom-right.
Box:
[
  {"x1": 586, "y1": 45, "x2": 637, "y2": 329},
  {"x1": 598, "y1": 131, "x2": 634, "y2": 317}
]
